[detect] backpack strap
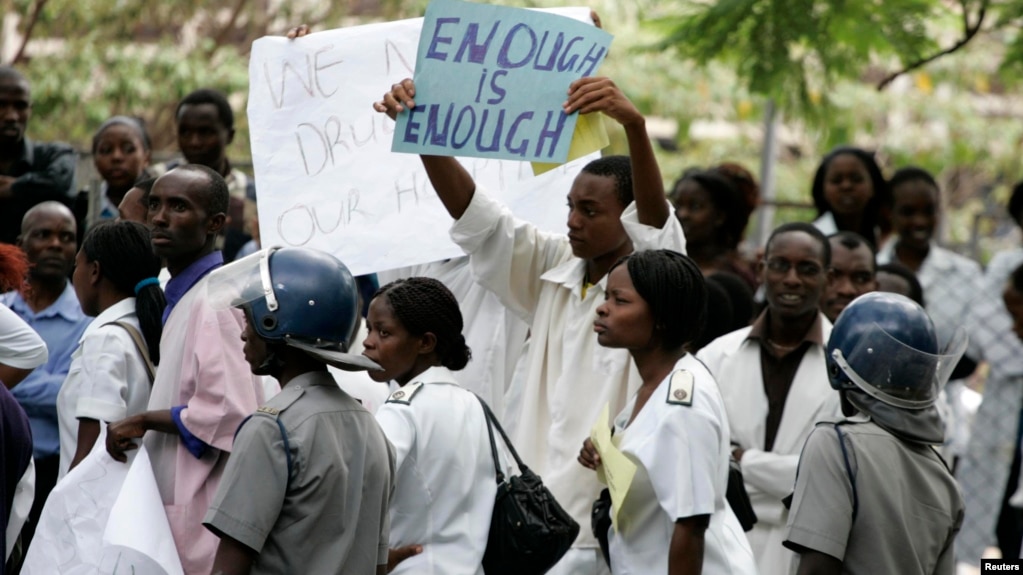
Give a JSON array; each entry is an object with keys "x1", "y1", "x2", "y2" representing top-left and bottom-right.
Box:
[
  {"x1": 105, "y1": 321, "x2": 156, "y2": 384},
  {"x1": 926, "y1": 443, "x2": 952, "y2": 471},
  {"x1": 235, "y1": 411, "x2": 294, "y2": 483},
  {"x1": 271, "y1": 416, "x2": 293, "y2": 482}
]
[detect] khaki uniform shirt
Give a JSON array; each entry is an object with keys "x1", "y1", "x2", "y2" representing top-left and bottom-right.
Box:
[
  {"x1": 204, "y1": 371, "x2": 395, "y2": 574},
  {"x1": 785, "y1": 416, "x2": 963, "y2": 574}
]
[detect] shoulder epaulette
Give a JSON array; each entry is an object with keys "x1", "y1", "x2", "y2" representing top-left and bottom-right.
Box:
[
  {"x1": 255, "y1": 386, "x2": 305, "y2": 417},
  {"x1": 666, "y1": 370, "x2": 694, "y2": 407},
  {"x1": 386, "y1": 381, "x2": 425, "y2": 405}
]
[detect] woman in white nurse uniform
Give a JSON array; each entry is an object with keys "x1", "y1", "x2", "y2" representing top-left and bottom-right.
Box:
[
  {"x1": 579, "y1": 250, "x2": 757, "y2": 575},
  {"x1": 364, "y1": 277, "x2": 496, "y2": 575}
]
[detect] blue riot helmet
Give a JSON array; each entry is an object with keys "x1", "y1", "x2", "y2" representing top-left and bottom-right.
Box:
[
  {"x1": 207, "y1": 247, "x2": 380, "y2": 371},
  {"x1": 827, "y1": 292, "x2": 967, "y2": 409}
]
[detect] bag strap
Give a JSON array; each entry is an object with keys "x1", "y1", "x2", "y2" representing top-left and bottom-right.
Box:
[
  {"x1": 474, "y1": 394, "x2": 528, "y2": 484},
  {"x1": 477, "y1": 396, "x2": 504, "y2": 483},
  {"x1": 105, "y1": 321, "x2": 156, "y2": 384}
]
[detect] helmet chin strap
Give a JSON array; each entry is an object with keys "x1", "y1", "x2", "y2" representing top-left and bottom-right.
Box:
[{"x1": 256, "y1": 346, "x2": 287, "y2": 375}]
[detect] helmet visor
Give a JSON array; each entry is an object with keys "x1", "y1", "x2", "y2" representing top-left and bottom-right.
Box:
[
  {"x1": 831, "y1": 323, "x2": 968, "y2": 409},
  {"x1": 285, "y1": 338, "x2": 382, "y2": 372},
  {"x1": 207, "y1": 248, "x2": 279, "y2": 312}
]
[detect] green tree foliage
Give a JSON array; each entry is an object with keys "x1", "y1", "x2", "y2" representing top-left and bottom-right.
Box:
[
  {"x1": 2, "y1": 0, "x2": 375, "y2": 151},
  {"x1": 651, "y1": 0, "x2": 1004, "y2": 120}
]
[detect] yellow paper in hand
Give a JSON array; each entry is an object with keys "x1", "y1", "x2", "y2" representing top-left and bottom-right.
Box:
[
  {"x1": 589, "y1": 402, "x2": 637, "y2": 531},
  {"x1": 531, "y1": 113, "x2": 609, "y2": 176}
]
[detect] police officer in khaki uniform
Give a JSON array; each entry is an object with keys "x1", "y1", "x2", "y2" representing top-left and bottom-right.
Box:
[
  {"x1": 784, "y1": 292, "x2": 966, "y2": 574},
  {"x1": 202, "y1": 247, "x2": 395, "y2": 575}
]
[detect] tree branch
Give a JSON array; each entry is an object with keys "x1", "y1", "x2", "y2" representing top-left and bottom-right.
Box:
[
  {"x1": 237, "y1": 8, "x2": 271, "y2": 58},
  {"x1": 11, "y1": 0, "x2": 48, "y2": 65},
  {"x1": 207, "y1": 0, "x2": 250, "y2": 58},
  {"x1": 877, "y1": 1, "x2": 987, "y2": 90}
]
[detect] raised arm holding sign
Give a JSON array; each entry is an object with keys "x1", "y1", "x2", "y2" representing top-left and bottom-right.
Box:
[{"x1": 376, "y1": 74, "x2": 668, "y2": 280}]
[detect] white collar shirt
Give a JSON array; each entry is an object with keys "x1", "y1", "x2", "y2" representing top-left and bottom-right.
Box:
[
  {"x1": 608, "y1": 354, "x2": 757, "y2": 575},
  {"x1": 0, "y1": 304, "x2": 47, "y2": 370},
  {"x1": 56, "y1": 298, "x2": 151, "y2": 479},
  {"x1": 811, "y1": 212, "x2": 838, "y2": 236},
  {"x1": 374, "y1": 366, "x2": 496, "y2": 575}
]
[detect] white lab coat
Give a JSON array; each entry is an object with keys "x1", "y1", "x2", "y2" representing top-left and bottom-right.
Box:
[
  {"x1": 697, "y1": 316, "x2": 839, "y2": 575},
  {"x1": 449, "y1": 189, "x2": 686, "y2": 550}
]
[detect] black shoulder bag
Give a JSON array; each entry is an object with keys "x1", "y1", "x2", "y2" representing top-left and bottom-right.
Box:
[{"x1": 475, "y1": 396, "x2": 580, "y2": 575}]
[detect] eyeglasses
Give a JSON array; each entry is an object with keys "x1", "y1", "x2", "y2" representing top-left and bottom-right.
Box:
[
  {"x1": 829, "y1": 269, "x2": 875, "y2": 286},
  {"x1": 765, "y1": 258, "x2": 824, "y2": 278}
]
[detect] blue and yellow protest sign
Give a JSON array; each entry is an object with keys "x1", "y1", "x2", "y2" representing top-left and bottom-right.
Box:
[{"x1": 392, "y1": 0, "x2": 613, "y2": 164}]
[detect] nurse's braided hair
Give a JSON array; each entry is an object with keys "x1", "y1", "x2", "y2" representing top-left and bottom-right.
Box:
[
  {"x1": 82, "y1": 221, "x2": 166, "y2": 364},
  {"x1": 373, "y1": 277, "x2": 472, "y2": 370},
  {"x1": 611, "y1": 249, "x2": 707, "y2": 351}
]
